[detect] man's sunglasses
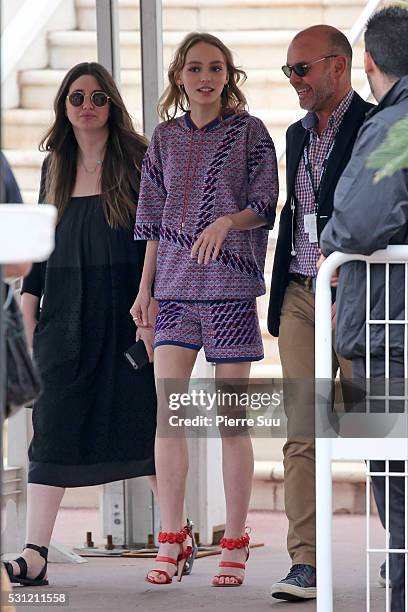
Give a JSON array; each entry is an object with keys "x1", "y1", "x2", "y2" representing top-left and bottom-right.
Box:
[
  {"x1": 67, "y1": 91, "x2": 110, "y2": 107},
  {"x1": 281, "y1": 55, "x2": 338, "y2": 78}
]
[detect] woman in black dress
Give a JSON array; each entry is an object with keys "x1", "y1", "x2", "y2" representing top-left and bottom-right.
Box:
[{"x1": 3, "y1": 62, "x2": 157, "y2": 586}]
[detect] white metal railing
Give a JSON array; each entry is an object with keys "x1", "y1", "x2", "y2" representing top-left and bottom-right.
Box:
[{"x1": 315, "y1": 246, "x2": 408, "y2": 612}]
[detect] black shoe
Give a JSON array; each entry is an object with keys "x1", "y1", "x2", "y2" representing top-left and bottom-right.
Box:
[
  {"x1": 3, "y1": 544, "x2": 48, "y2": 587},
  {"x1": 378, "y1": 561, "x2": 392, "y2": 588},
  {"x1": 271, "y1": 564, "x2": 316, "y2": 601}
]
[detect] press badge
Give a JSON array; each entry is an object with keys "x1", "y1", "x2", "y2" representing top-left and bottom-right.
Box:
[{"x1": 304, "y1": 213, "x2": 318, "y2": 243}]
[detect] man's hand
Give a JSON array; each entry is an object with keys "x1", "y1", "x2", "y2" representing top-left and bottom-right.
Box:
[
  {"x1": 191, "y1": 216, "x2": 232, "y2": 265},
  {"x1": 316, "y1": 254, "x2": 339, "y2": 287}
]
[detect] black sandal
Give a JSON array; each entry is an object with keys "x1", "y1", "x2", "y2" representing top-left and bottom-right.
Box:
[{"x1": 3, "y1": 543, "x2": 49, "y2": 586}]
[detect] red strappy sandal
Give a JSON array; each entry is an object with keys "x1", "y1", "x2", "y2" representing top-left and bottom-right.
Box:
[
  {"x1": 145, "y1": 524, "x2": 193, "y2": 585},
  {"x1": 212, "y1": 528, "x2": 251, "y2": 587}
]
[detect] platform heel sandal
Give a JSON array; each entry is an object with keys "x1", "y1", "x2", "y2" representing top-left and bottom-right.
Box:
[
  {"x1": 212, "y1": 528, "x2": 250, "y2": 587},
  {"x1": 145, "y1": 524, "x2": 193, "y2": 585}
]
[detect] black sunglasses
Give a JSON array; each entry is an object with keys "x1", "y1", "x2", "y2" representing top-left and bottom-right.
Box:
[
  {"x1": 282, "y1": 55, "x2": 338, "y2": 78},
  {"x1": 67, "y1": 91, "x2": 110, "y2": 107}
]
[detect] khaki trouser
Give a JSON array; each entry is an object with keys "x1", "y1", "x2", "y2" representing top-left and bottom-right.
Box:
[{"x1": 278, "y1": 281, "x2": 352, "y2": 566}]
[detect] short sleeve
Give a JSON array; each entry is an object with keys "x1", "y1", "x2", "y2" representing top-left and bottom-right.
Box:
[
  {"x1": 134, "y1": 126, "x2": 167, "y2": 241},
  {"x1": 21, "y1": 262, "x2": 46, "y2": 298},
  {"x1": 21, "y1": 157, "x2": 50, "y2": 297},
  {"x1": 245, "y1": 118, "x2": 279, "y2": 229}
]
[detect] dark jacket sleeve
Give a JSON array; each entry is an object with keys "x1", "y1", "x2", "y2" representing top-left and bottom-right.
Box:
[
  {"x1": 1, "y1": 152, "x2": 23, "y2": 203},
  {"x1": 320, "y1": 117, "x2": 408, "y2": 256}
]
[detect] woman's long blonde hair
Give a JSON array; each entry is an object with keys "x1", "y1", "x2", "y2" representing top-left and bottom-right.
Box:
[
  {"x1": 40, "y1": 62, "x2": 148, "y2": 229},
  {"x1": 158, "y1": 32, "x2": 248, "y2": 121}
]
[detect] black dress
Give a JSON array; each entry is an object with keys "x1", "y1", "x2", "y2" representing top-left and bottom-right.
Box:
[{"x1": 22, "y1": 184, "x2": 156, "y2": 487}]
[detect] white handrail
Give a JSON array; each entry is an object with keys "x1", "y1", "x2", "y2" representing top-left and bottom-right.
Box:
[
  {"x1": 315, "y1": 245, "x2": 408, "y2": 612},
  {"x1": 1, "y1": 0, "x2": 65, "y2": 85},
  {"x1": 347, "y1": 0, "x2": 383, "y2": 47}
]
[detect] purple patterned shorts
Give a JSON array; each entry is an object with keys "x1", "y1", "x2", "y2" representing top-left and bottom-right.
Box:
[{"x1": 154, "y1": 300, "x2": 264, "y2": 363}]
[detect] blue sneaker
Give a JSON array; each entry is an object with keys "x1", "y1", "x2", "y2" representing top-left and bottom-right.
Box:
[{"x1": 271, "y1": 564, "x2": 316, "y2": 601}]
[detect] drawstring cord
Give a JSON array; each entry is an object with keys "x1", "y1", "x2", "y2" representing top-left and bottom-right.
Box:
[{"x1": 180, "y1": 129, "x2": 205, "y2": 233}]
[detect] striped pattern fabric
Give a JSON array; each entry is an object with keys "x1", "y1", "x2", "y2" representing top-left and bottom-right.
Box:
[
  {"x1": 135, "y1": 111, "x2": 279, "y2": 301},
  {"x1": 154, "y1": 299, "x2": 263, "y2": 362},
  {"x1": 210, "y1": 300, "x2": 259, "y2": 348}
]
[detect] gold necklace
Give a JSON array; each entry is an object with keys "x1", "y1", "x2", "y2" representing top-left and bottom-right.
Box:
[{"x1": 80, "y1": 158, "x2": 103, "y2": 174}]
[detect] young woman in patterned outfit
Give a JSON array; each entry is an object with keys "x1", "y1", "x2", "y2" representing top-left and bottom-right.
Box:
[{"x1": 131, "y1": 32, "x2": 279, "y2": 587}]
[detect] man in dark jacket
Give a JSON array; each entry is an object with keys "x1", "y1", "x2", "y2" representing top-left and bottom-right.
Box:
[
  {"x1": 268, "y1": 25, "x2": 373, "y2": 601},
  {"x1": 321, "y1": 7, "x2": 408, "y2": 611}
]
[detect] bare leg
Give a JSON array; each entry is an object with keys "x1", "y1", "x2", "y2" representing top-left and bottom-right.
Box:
[
  {"x1": 147, "y1": 475, "x2": 189, "y2": 529},
  {"x1": 146, "y1": 345, "x2": 197, "y2": 583},
  {"x1": 147, "y1": 475, "x2": 158, "y2": 501},
  {"x1": 213, "y1": 361, "x2": 253, "y2": 586},
  {"x1": 9, "y1": 484, "x2": 65, "y2": 578}
]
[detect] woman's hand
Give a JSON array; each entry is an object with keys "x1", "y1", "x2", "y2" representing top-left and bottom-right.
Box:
[
  {"x1": 191, "y1": 215, "x2": 232, "y2": 265},
  {"x1": 136, "y1": 326, "x2": 155, "y2": 362},
  {"x1": 130, "y1": 286, "x2": 151, "y2": 327}
]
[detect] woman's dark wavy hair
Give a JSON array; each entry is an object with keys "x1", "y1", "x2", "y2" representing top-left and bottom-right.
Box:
[
  {"x1": 158, "y1": 32, "x2": 248, "y2": 121},
  {"x1": 39, "y1": 62, "x2": 148, "y2": 229}
]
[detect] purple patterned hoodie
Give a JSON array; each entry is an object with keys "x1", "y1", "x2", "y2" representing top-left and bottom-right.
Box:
[{"x1": 134, "y1": 111, "x2": 279, "y2": 300}]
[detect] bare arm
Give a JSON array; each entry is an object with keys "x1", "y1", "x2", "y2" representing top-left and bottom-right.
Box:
[
  {"x1": 130, "y1": 241, "x2": 159, "y2": 327},
  {"x1": 4, "y1": 262, "x2": 32, "y2": 279},
  {"x1": 21, "y1": 292, "x2": 39, "y2": 350},
  {"x1": 226, "y1": 209, "x2": 267, "y2": 231}
]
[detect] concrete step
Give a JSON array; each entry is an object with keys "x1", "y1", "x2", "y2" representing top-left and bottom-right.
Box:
[
  {"x1": 2, "y1": 107, "x2": 297, "y2": 153},
  {"x1": 2, "y1": 108, "x2": 141, "y2": 151},
  {"x1": 19, "y1": 66, "x2": 368, "y2": 113},
  {"x1": 47, "y1": 28, "x2": 367, "y2": 71},
  {"x1": 76, "y1": 0, "x2": 368, "y2": 32},
  {"x1": 21, "y1": 190, "x2": 40, "y2": 204},
  {"x1": 4, "y1": 149, "x2": 46, "y2": 192},
  {"x1": 2, "y1": 109, "x2": 55, "y2": 150}
]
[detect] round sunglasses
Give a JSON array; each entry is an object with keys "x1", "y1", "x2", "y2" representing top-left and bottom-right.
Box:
[
  {"x1": 282, "y1": 55, "x2": 338, "y2": 78},
  {"x1": 67, "y1": 91, "x2": 110, "y2": 107}
]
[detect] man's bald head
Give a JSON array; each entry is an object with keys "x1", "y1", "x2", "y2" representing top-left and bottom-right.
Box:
[
  {"x1": 291, "y1": 25, "x2": 353, "y2": 72},
  {"x1": 285, "y1": 25, "x2": 353, "y2": 115}
]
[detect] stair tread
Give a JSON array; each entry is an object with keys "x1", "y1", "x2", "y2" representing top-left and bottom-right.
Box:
[
  {"x1": 46, "y1": 29, "x2": 301, "y2": 43},
  {"x1": 78, "y1": 0, "x2": 367, "y2": 7},
  {"x1": 20, "y1": 67, "x2": 367, "y2": 84}
]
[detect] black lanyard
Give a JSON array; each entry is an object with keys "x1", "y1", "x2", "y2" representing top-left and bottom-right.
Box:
[{"x1": 303, "y1": 133, "x2": 336, "y2": 215}]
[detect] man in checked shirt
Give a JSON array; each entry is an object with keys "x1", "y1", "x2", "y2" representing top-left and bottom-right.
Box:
[{"x1": 267, "y1": 25, "x2": 373, "y2": 601}]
